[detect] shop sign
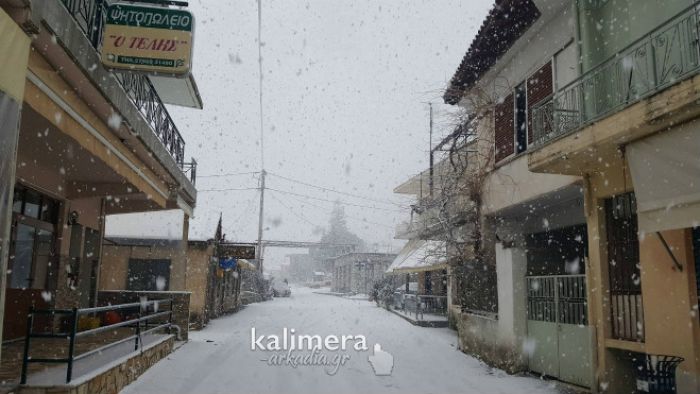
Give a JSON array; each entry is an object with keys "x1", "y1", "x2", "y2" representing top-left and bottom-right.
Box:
[{"x1": 101, "y1": 3, "x2": 194, "y2": 75}]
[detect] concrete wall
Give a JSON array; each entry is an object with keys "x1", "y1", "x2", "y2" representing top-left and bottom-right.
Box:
[
  {"x1": 331, "y1": 253, "x2": 395, "y2": 294},
  {"x1": 100, "y1": 242, "x2": 187, "y2": 292},
  {"x1": 185, "y1": 244, "x2": 213, "y2": 323},
  {"x1": 482, "y1": 156, "x2": 580, "y2": 216}
]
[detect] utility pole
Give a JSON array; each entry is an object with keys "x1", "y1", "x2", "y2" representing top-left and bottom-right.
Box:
[
  {"x1": 428, "y1": 102, "x2": 434, "y2": 198},
  {"x1": 256, "y1": 170, "x2": 266, "y2": 272}
]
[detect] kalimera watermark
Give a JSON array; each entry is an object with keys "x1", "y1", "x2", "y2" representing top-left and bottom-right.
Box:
[{"x1": 251, "y1": 327, "x2": 393, "y2": 376}]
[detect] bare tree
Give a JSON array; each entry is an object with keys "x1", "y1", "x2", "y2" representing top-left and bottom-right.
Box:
[{"x1": 426, "y1": 83, "x2": 506, "y2": 313}]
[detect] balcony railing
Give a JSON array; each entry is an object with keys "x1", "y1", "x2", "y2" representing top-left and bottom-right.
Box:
[
  {"x1": 396, "y1": 195, "x2": 475, "y2": 240},
  {"x1": 533, "y1": 2, "x2": 700, "y2": 146},
  {"x1": 60, "y1": 0, "x2": 196, "y2": 183},
  {"x1": 390, "y1": 292, "x2": 447, "y2": 321}
]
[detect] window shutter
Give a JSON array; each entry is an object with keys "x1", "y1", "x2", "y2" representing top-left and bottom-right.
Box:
[
  {"x1": 527, "y1": 61, "x2": 553, "y2": 144},
  {"x1": 494, "y1": 93, "x2": 515, "y2": 162}
]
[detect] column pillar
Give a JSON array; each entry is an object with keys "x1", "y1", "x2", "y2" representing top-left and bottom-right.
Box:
[
  {"x1": 495, "y1": 242, "x2": 527, "y2": 370},
  {"x1": 0, "y1": 7, "x2": 31, "y2": 351}
]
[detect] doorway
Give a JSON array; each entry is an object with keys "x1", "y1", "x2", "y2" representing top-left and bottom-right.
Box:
[{"x1": 525, "y1": 224, "x2": 593, "y2": 388}]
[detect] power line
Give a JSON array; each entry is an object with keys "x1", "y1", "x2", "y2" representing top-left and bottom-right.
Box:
[
  {"x1": 221, "y1": 190, "x2": 260, "y2": 241},
  {"x1": 280, "y1": 191, "x2": 395, "y2": 229},
  {"x1": 197, "y1": 171, "x2": 261, "y2": 179},
  {"x1": 268, "y1": 192, "x2": 321, "y2": 228},
  {"x1": 198, "y1": 187, "x2": 259, "y2": 192},
  {"x1": 266, "y1": 172, "x2": 409, "y2": 208},
  {"x1": 266, "y1": 187, "x2": 403, "y2": 212}
]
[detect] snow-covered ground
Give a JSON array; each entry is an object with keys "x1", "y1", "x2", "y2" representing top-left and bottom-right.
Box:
[{"x1": 122, "y1": 287, "x2": 565, "y2": 394}]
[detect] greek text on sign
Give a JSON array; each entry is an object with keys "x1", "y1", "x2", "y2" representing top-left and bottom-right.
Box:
[{"x1": 101, "y1": 3, "x2": 194, "y2": 75}]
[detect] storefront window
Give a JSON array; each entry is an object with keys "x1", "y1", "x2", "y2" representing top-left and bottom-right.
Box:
[
  {"x1": 10, "y1": 224, "x2": 35, "y2": 289},
  {"x1": 8, "y1": 185, "x2": 60, "y2": 290}
]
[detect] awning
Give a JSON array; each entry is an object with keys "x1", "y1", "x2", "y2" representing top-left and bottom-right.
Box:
[
  {"x1": 627, "y1": 121, "x2": 700, "y2": 232},
  {"x1": 386, "y1": 240, "x2": 448, "y2": 274},
  {"x1": 237, "y1": 259, "x2": 257, "y2": 271},
  {"x1": 149, "y1": 73, "x2": 203, "y2": 109}
]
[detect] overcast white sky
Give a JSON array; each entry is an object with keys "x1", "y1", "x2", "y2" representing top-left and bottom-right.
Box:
[{"x1": 107, "y1": 0, "x2": 492, "y2": 269}]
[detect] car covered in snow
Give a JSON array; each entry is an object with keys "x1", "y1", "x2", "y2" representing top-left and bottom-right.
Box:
[{"x1": 272, "y1": 278, "x2": 292, "y2": 297}]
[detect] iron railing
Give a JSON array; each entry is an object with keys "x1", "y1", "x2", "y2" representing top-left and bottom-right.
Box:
[
  {"x1": 606, "y1": 193, "x2": 645, "y2": 342},
  {"x1": 21, "y1": 299, "x2": 173, "y2": 384},
  {"x1": 393, "y1": 293, "x2": 447, "y2": 321},
  {"x1": 59, "y1": 0, "x2": 195, "y2": 182},
  {"x1": 532, "y1": 2, "x2": 700, "y2": 146},
  {"x1": 526, "y1": 275, "x2": 587, "y2": 326}
]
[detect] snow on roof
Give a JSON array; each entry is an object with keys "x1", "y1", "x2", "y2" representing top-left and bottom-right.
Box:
[
  {"x1": 386, "y1": 240, "x2": 448, "y2": 274},
  {"x1": 313, "y1": 271, "x2": 325, "y2": 276},
  {"x1": 444, "y1": 0, "x2": 541, "y2": 104}
]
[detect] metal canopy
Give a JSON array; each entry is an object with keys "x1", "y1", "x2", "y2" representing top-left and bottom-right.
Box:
[
  {"x1": 149, "y1": 73, "x2": 204, "y2": 109},
  {"x1": 387, "y1": 239, "x2": 447, "y2": 274}
]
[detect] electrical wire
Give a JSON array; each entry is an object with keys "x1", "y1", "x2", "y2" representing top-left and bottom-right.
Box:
[
  {"x1": 198, "y1": 187, "x2": 260, "y2": 193},
  {"x1": 266, "y1": 187, "x2": 404, "y2": 212},
  {"x1": 268, "y1": 192, "x2": 321, "y2": 228},
  {"x1": 266, "y1": 171, "x2": 409, "y2": 208},
  {"x1": 197, "y1": 171, "x2": 261, "y2": 179},
  {"x1": 280, "y1": 191, "x2": 396, "y2": 229}
]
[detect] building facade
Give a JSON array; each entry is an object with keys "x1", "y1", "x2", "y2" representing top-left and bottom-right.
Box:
[
  {"x1": 0, "y1": 0, "x2": 201, "y2": 378},
  {"x1": 330, "y1": 253, "x2": 395, "y2": 294},
  {"x1": 440, "y1": 0, "x2": 700, "y2": 392}
]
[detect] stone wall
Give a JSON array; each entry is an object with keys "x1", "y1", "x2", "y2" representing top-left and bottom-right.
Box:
[{"x1": 20, "y1": 336, "x2": 174, "y2": 394}]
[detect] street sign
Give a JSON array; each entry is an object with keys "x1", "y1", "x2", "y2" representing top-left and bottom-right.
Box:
[
  {"x1": 101, "y1": 3, "x2": 194, "y2": 75},
  {"x1": 219, "y1": 244, "x2": 256, "y2": 260}
]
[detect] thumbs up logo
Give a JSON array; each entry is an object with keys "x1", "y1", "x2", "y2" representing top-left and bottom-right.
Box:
[{"x1": 367, "y1": 343, "x2": 394, "y2": 376}]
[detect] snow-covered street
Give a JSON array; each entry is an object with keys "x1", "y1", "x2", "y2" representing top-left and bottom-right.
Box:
[{"x1": 122, "y1": 288, "x2": 564, "y2": 394}]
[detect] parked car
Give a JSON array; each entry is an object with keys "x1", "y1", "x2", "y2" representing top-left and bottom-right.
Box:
[{"x1": 272, "y1": 279, "x2": 292, "y2": 297}]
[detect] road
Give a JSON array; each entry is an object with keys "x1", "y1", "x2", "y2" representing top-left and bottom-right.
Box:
[{"x1": 122, "y1": 287, "x2": 564, "y2": 394}]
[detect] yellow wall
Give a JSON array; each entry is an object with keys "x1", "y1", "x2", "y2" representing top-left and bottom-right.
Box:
[
  {"x1": 639, "y1": 229, "x2": 700, "y2": 391},
  {"x1": 0, "y1": 7, "x2": 29, "y2": 101},
  {"x1": 100, "y1": 243, "x2": 188, "y2": 291},
  {"x1": 583, "y1": 154, "x2": 700, "y2": 393},
  {"x1": 24, "y1": 51, "x2": 169, "y2": 208},
  {"x1": 185, "y1": 245, "x2": 213, "y2": 316}
]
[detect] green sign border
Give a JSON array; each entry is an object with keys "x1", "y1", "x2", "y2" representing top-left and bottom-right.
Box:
[{"x1": 106, "y1": 4, "x2": 193, "y2": 31}]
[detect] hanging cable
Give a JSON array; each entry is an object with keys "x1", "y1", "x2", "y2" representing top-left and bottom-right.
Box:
[
  {"x1": 266, "y1": 188, "x2": 404, "y2": 212},
  {"x1": 280, "y1": 191, "x2": 396, "y2": 229},
  {"x1": 269, "y1": 192, "x2": 322, "y2": 228},
  {"x1": 197, "y1": 171, "x2": 261, "y2": 179},
  {"x1": 266, "y1": 171, "x2": 410, "y2": 208}
]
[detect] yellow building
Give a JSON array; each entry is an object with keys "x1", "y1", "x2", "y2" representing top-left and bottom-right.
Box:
[
  {"x1": 527, "y1": 2, "x2": 700, "y2": 392},
  {"x1": 0, "y1": 0, "x2": 201, "y2": 379}
]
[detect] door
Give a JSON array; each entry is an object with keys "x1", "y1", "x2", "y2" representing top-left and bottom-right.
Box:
[{"x1": 526, "y1": 275, "x2": 594, "y2": 388}]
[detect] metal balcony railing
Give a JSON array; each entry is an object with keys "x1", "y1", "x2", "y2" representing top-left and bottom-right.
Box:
[
  {"x1": 532, "y1": 2, "x2": 700, "y2": 147},
  {"x1": 60, "y1": 0, "x2": 196, "y2": 183},
  {"x1": 21, "y1": 299, "x2": 173, "y2": 384},
  {"x1": 396, "y1": 195, "x2": 475, "y2": 240},
  {"x1": 392, "y1": 292, "x2": 447, "y2": 321}
]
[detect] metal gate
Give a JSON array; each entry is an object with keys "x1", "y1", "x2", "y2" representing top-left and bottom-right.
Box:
[{"x1": 526, "y1": 275, "x2": 594, "y2": 388}]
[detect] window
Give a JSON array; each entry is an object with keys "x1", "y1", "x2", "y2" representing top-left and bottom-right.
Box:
[
  {"x1": 8, "y1": 185, "x2": 59, "y2": 290},
  {"x1": 127, "y1": 259, "x2": 171, "y2": 291},
  {"x1": 605, "y1": 192, "x2": 644, "y2": 342}
]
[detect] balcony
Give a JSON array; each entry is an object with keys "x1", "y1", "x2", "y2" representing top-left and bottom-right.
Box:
[
  {"x1": 395, "y1": 195, "x2": 475, "y2": 240},
  {"x1": 532, "y1": 2, "x2": 700, "y2": 148},
  {"x1": 59, "y1": 0, "x2": 197, "y2": 185}
]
